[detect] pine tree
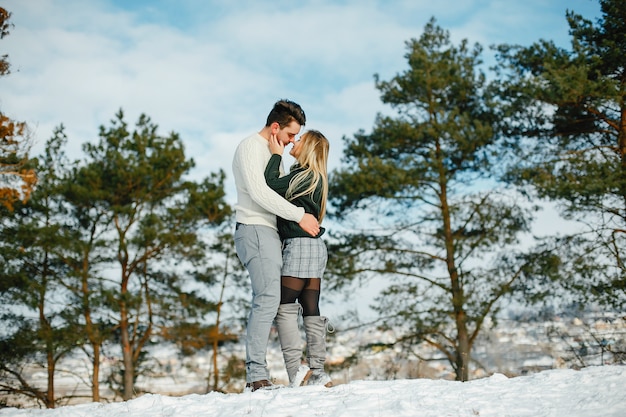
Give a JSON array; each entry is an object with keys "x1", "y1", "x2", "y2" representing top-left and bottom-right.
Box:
[
  {"x1": 492, "y1": 0, "x2": 626, "y2": 309},
  {"x1": 0, "y1": 131, "x2": 78, "y2": 408},
  {"x1": 328, "y1": 19, "x2": 533, "y2": 381}
]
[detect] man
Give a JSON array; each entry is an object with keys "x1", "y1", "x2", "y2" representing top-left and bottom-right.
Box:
[{"x1": 232, "y1": 99, "x2": 319, "y2": 392}]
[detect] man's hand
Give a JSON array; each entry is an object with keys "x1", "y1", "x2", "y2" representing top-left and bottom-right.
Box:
[
  {"x1": 299, "y1": 213, "x2": 320, "y2": 236},
  {"x1": 269, "y1": 133, "x2": 284, "y2": 155}
]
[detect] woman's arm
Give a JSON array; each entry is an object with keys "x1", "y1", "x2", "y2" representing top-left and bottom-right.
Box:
[{"x1": 265, "y1": 154, "x2": 293, "y2": 197}]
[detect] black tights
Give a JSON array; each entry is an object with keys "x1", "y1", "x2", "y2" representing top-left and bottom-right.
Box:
[{"x1": 280, "y1": 276, "x2": 321, "y2": 316}]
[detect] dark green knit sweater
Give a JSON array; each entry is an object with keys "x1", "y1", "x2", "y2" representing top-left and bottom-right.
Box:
[{"x1": 264, "y1": 154, "x2": 325, "y2": 239}]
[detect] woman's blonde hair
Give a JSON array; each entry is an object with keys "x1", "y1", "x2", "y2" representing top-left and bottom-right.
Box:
[{"x1": 286, "y1": 130, "x2": 329, "y2": 222}]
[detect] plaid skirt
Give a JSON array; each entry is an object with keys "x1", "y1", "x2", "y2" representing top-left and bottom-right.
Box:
[{"x1": 281, "y1": 237, "x2": 328, "y2": 278}]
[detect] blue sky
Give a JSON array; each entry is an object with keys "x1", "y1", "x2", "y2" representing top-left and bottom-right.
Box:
[
  {"x1": 1, "y1": 0, "x2": 604, "y2": 221},
  {"x1": 0, "y1": 0, "x2": 603, "y2": 317},
  {"x1": 1, "y1": 0, "x2": 602, "y2": 201}
]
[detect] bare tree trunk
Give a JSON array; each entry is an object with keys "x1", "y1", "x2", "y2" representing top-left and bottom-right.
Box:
[
  {"x1": 91, "y1": 343, "x2": 101, "y2": 401},
  {"x1": 119, "y1": 258, "x2": 134, "y2": 400},
  {"x1": 40, "y1": 254, "x2": 56, "y2": 408},
  {"x1": 209, "y1": 257, "x2": 229, "y2": 392},
  {"x1": 211, "y1": 317, "x2": 220, "y2": 391},
  {"x1": 120, "y1": 303, "x2": 134, "y2": 400},
  {"x1": 45, "y1": 340, "x2": 56, "y2": 408},
  {"x1": 617, "y1": 107, "x2": 626, "y2": 270},
  {"x1": 81, "y1": 244, "x2": 102, "y2": 402},
  {"x1": 453, "y1": 308, "x2": 470, "y2": 381},
  {"x1": 439, "y1": 147, "x2": 470, "y2": 382}
]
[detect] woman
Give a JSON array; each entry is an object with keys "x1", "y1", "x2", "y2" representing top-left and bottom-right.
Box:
[{"x1": 265, "y1": 129, "x2": 332, "y2": 388}]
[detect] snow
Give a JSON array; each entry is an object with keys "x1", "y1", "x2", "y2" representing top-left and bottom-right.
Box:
[{"x1": 1, "y1": 366, "x2": 624, "y2": 417}]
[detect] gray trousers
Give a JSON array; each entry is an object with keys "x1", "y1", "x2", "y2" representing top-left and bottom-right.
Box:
[{"x1": 234, "y1": 223, "x2": 282, "y2": 383}]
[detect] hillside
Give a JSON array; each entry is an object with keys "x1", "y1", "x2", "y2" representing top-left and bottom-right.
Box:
[
  {"x1": 2, "y1": 312, "x2": 624, "y2": 408},
  {"x1": 1, "y1": 366, "x2": 625, "y2": 417}
]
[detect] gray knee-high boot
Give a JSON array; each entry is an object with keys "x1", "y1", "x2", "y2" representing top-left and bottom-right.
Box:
[
  {"x1": 303, "y1": 315, "x2": 333, "y2": 387},
  {"x1": 275, "y1": 303, "x2": 304, "y2": 384}
]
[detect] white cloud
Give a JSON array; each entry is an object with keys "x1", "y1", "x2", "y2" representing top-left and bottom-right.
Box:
[{"x1": 0, "y1": 0, "x2": 602, "y2": 184}]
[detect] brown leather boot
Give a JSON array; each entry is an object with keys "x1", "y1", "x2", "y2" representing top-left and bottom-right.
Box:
[{"x1": 244, "y1": 379, "x2": 277, "y2": 392}]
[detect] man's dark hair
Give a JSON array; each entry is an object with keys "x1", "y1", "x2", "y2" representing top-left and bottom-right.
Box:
[{"x1": 266, "y1": 99, "x2": 306, "y2": 128}]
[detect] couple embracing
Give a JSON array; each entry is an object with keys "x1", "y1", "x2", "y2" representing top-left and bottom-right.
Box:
[{"x1": 232, "y1": 99, "x2": 332, "y2": 392}]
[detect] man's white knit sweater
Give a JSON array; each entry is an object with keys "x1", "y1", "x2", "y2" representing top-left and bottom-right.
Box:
[{"x1": 232, "y1": 133, "x2": 304, "y2": 229}]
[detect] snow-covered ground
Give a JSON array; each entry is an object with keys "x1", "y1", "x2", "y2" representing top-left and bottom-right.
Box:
[
  {"x1": 1, "y1": 365, "x2": 625, "y2": 417},
  {"x1": 1, "y1": 313, "x2": 624, "y2": 416}
]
